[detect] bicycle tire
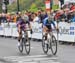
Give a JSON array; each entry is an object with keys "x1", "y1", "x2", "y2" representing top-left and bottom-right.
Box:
[
  {"x1": 18, "y1": 38, "x2": 23, "y2": 53},
  {"x1": 50, "y1": 35, "x2": 57, "y2": 55},
  {"x1": 24, "y1": 33, "x2": 30, "y2": 54},
  {"x1": 42, "y1": 35, "x2": 48, "y2": 54}
]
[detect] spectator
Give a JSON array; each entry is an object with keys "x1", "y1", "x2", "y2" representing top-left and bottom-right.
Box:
[
  {"x1": 6, "y1": 13, "x2": 11, "y2": 22},
  {"x1": 27, "y1": 12, "x2": 33, "y2": 22},
  {"x1": 1, "y1": 13, "x2": 7, "y2": 23},
  {"x1": 70, "y1": 3, "x2": 75, "y2": 10},
  {"x1": 13, "y1": 15, "x2": 17, "y2": 23},
  {"x1": 23, "y1": 11, "x2": 29, "y2": 22},
  {"x1": 70, "y1": 11, "x2": 75, "y2": 22},
  {"x1": 16, "y1": 12, "x2": 22, "y2": 22},
  {"x1": 33, "y1": 13, "x2": 40, "y2": 23},
  {"x1": 0, "y1": 14, "x2": 2, "y2": 25},
  {"x1": 67, "y1": 10, "x2": 74, "y2": 20}
]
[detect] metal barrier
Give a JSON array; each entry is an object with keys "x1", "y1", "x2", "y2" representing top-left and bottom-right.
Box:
[{"x1": 0, "y1": 22, "x2": 75, "y2": 42}]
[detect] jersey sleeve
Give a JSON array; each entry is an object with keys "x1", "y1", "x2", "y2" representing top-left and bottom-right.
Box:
[
  {"x1": 51, "y1": 21, "x2": 55, "y2": 27},
  {"x1": 43, "y1": 17, "x2": 48, "y2": 26}
]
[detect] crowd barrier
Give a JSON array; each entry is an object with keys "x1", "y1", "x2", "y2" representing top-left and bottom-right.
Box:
[{"x1": 0, "y1": 22, "x2": 75, "y2": 42}]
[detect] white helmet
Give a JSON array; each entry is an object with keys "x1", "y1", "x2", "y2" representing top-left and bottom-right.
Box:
[
  {"x1": 48, "y1": 15, "x2": 54, "y2": 21},
  {"x1": 22, "y1": 14, "x2": 29, "y2": 22}
]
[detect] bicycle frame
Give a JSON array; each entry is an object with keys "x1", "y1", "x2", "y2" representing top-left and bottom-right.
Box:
[
  {"x1": 18, "y1": 29, "x2": 30, "y2": 54},
  {"x1": 22, "y1": 30, "x2": 27, "y2": 39},
  {"x1": 47, "y1": 32, "x2": 53, "y2": 49}
]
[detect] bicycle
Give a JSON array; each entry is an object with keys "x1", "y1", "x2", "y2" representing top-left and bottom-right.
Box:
[
  {"x1": 42, "y1": 30, "x2": 57, "y2": 55},
  {"x1": 18, "y1": 29, "x2": 30, "y2": 54}
]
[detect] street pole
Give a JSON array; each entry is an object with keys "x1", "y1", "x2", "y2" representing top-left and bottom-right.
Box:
[
  {"x1": 0, "y1": 0, "x2": 2, "y2": 13},
  {"x1": 2, "y1": 0, "x2": 7, "y2": 13},
  {"x1": 50, "y1": 0, "x2": 53, "y2": 10},
  {"x1": 17, "y1": 0, "x2": 20, "y2": 12},
  {"x1": 5, "y1": 4, "x2": 7, "y2": 13}
]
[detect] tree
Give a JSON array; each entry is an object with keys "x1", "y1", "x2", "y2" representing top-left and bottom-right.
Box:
[
  {"x1": 0, "y1": 4, "x2": 2, "y2": 13},
  {"x1": 29, "y1": 3, "x2": 38, "y2": 12},
  {"x1": 7, "y1": 2, "x2": 17, "y2": 12},
  {"x1": 0, "y1": 0, "x2": 2, "y2": 13},
  {"x1": 7, "y1": 0, "x2": 45, "y2": 12}
]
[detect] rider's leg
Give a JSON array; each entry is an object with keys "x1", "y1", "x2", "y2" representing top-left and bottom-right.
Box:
[
  {"x1": 18, "y1": 25, "x2": 22, "y2": 42},
  {"x1": 26, "y1": 31, "x2": 28, "y2": 41},
  {"x1": 50, "y1": 32, "x2": 53, "y2": 37},
  {"x1": 43, "y1": 26, "x2": 48, "y2": 40},
  {"x1": 45, "y1": 32, "x2": 47, "y2": 40},
  {"x1": 49, "y1": 31, "x2": 53, "y2": 42},
  {"x1": 43, "y1": 26, "x2": 48, "y2": 44},
  {"x1": 24, "y1": 28, "x2": 29, "y2": 45},
  {"x1": 45, "y1": 32, "x2": 48, "y2": 44},
  {"x1": 23, "y1": 25, "x2": 29, "y2": 41}
]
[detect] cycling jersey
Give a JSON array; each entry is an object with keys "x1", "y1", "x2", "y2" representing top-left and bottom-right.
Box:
[
  {"x1": 17, "y1": 17, "x2": 30, "y2": 31},
  {"x1": 43, "y1": 17, "x2": 55, "y2": 30}
]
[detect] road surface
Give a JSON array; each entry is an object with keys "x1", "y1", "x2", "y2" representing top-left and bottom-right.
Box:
[{"x1": 0, "y1": 37, "x2": 75, "y2": 63}]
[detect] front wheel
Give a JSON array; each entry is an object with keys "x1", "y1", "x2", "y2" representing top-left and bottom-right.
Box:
[
  {"x1": 50, "y1": 35, "x2": 57, "y2": 55},
  {"x1": 42, "y1": 35, "x2": 48, "y2": 54},
  {"x1": 24, "y1": 37, "x2": 30, "y2": 55},
  {"x1": 18, "y1": 38, "x2": 23, "y2": 53}
]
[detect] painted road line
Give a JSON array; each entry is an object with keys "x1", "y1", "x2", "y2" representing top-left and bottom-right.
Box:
[
  {"x1": 3, "y1": 54, "x2": 59, "y2": 63},
  {"x1": 4, "y1": 54, "x2": 56, "y2": 59}
]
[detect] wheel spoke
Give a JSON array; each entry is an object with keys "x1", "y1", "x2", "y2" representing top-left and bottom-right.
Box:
[
  {"x1": 25, "y1": 38, "x2": 30, "y2": 54},
  {"x1": 51, "y1": 36, "x2": 57, "y2": 55},
  {"x1": 42, "y1": 36, "x2": 48, "y2": 54}
]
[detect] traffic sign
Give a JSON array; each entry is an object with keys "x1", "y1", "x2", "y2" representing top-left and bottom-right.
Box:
[{"x1": 45, "y1": 0, "x2": 51, "y2": 11}]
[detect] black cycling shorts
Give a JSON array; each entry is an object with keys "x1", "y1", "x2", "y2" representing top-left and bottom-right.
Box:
[{"x1": 46, "y1": 25, "x2": 52, "y2": 29}]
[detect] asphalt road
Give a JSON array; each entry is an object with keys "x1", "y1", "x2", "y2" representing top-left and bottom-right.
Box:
[{"x1": 0, "y1": 37, "x2": 75, "y2": 63}]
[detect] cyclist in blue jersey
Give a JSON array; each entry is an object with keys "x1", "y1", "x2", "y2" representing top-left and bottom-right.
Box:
[{"x1": 43, "y1": 15, "x2": 58, "y2": 44}]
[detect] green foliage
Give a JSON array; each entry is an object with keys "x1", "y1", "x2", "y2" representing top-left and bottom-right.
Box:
[
  {"x1": 52, "y1": 5, "x2": 59, "y2": 10},
  {"x1": 29, "y1": 3, "x2": 38, "y2": 12},
  {"x1": 0, "y1": 0, "x2": 2, "y2": 13},
  {"x1": 7, "y1": 0, "x2": 45, "y2": 12},
  {"x1": 7, "y1": 2, "x2": 17, "y2": 12},
  {"x1": 0, "y1": 4, "x2": 2, "y2": 13}
]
